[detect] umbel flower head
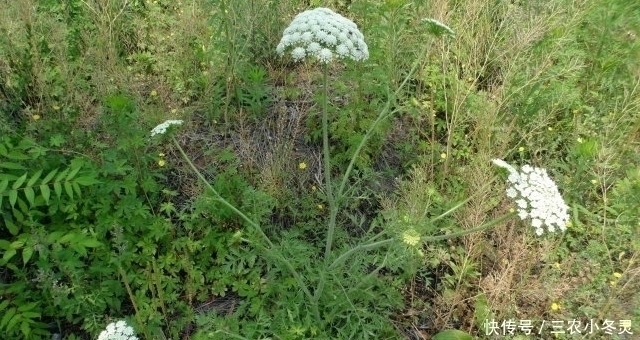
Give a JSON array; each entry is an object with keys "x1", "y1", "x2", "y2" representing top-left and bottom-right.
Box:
[
  {"x1": 97, "y1": 320, "x2": 138, "y2": 340},
  {"x1": 492, "y1": 159, "x2": 569, "y2": 236},
  {"x1": 276, "y1": 7, "x2": 369, "y2": 63},
  {"x1": 150, "y1": 119, "x2": 183, "y2": 137}
]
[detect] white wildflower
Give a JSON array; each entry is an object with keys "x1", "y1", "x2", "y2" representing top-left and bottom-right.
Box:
[
  {"x1": 150, "y1": 119, "x2": 183, "y2": 137},
  {"x1": 291, "y1": 47, "x2": 306, "y2": 61},
  {"x1": 492, "y1": 159, "x2": 569, "y2": 235},
  {"x1": 317, "y1": 48, "x2": 333, "y2": 64},
  {"x1": 97, "y1": 320, "x2": 138, "y2": 340},
  {"x1": 276, "y1": 7, "x2": 369, "y2": 63}
]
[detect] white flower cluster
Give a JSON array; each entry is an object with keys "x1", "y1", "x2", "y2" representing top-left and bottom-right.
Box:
[
  {"x1": 276, "y1": 8, "x2": 369, "y2": 63},
  {"x1": 492, "y1": 159, "x2": 569, "y2": 236},
  {"x1": 150, "y1": 119, "x2": 183, "y2": 137},
  {"x1": 97, "y1": 320, "x2": 138, "y2": 340}
]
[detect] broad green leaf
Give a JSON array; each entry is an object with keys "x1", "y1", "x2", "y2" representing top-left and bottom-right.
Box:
[
  {"x1": 0, "y1": 179, "x2": 8, "y2": 192},
  {"x1": 9, "y1": 189, "x2": 17, "y2": 207},
  {"x1": 4, "y1": 218, "x2": 19, "y2": 235},
  {"x1": 80, "y1": 239, "x2": 102, "y2": 248},
  {"x1": 40, "y1": 185, "x2": 51, "y2": 204},
  {"x1": 432, "y1": 330, "x2": 474, "y2": 340},
  {"x1": 12, "y1": 208, "x2": 24, "y2": 223},
  {"x1": 22, "y1": 247, "x2": 34, "y2": 265},
  {"x1": 64, "y1": 182, "x2": 74, "y2": 200},
  {"x1": 10, "y1": 240, "x2": 24, "y2": 249},
  {"x1": 0, "y1": 162, "x2": 25, "y2": 170},
  {"x1": 0, "y1": 240, "x2": 9, "y2": 249},
  {"x1": 26, "y1": 169, "x2": 42, "y2": 187},
  {"x1": 47, "y1": 231, "x2": 64, "y2": 243},
  {"x1": 54, "y1": 168, "x2": 69, "y2": 182},
  {"x1": 7, "y1": 151, "x2": 30, "y2": 160},
  {"x1": 58, "y1": 233, "x2": 75, "y2": 244},
  {"x1": 41, "y1": 169, "x2": 58, "y2": 185},
  {"x1": 2, "y1": 248, "x2": 17, "y2": 262},
  {"x1": 12, "y1": 173, "x2": 27, "y2": 189},
  {"x1": 74, "y1": 176, "x2": 101, "y2": 186},
  {"x1": 53, "y1": 182, "x2": 62, "y2": 198},
  {"x1": 24, "y1": 186, "x2": 35, "y2": 206},
  {"x1": 66, "y1": 166, "x2": 81, "y2": 181}
]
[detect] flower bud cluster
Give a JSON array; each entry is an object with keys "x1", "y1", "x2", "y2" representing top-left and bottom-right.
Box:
[
  {"x1": 276, "y1": 8, "x2": 369, "y2": 63},
  {"x1": 97, "y1": 320, "x2": 138, "y2": 340},
  {"x1": 150, "y1": 119, "x2": 183, "y2": 136},
  {"x1": 492, "y1": 159, "x2": 569, "y2": 236}
]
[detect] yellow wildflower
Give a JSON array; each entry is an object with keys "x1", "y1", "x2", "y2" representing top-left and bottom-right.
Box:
[
  {"x1": 32, "y1": 114, "x2": 41, "y2": 121},
  {"x1": 551, "y1": 303, "x2": 561, "y2": 311},
  {"x1": 299, "y1": 162, "x2": 307, "y2": 170},
  {"x1": 150, "y1": 90, "x2": 158, "y2": 97},
  {"x1": 158, "y1": 159, "x2": 166, "y2": 167},
  {"x1": 440, "y1": 153, "x2": 447, "y2": 159}
]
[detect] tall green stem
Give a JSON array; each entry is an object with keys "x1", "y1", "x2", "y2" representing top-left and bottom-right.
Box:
[{"x1": 322, "y1": 65, "x2": 338, "y2": 261}]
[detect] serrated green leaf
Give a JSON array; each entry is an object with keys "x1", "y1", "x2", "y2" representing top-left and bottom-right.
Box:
[
  {"x1": 41, "y1": 169, "x2": 58, "y2": 185},
  {"x1": 24, "y1": 187, "x2": 35, "y2": 206},
  {"x1": 0, "y1": 179, "x2": 8, "y2": 192},
  {"x1": 66, "y1": 166, "x2": 81, "y2": 181},
  {"x1": 10, "y1": 240, "x2": 24, "y2": 249},
  {"x1": 21, "y1": 320, "x2": 31, "y2": 337},
  {"x1": 0, "y1": 300, "x2": 9, "y2": 312},
  {"x1": 64, "y1": 182, "x2": 73, "y2": 200},
  {"x1": 432, "y1": 330, "x2": 473, "y2": 340},
  {"x1": 0, "y1": 307, "x2": 16, "y2": 329},
  {"x1": 53, "y1": 182, "x2": 62, "y2": 198},
  {"x1": 3, "y1": 248, "x2": 17, "y2": 262},
  {"x1": 19, "y1": 311, "x2": 40, "y2": 319},
  {"x1": 40, "y1": 185, "x2": 51, "y2": 204},
  {"x1": 72, "y1": 182, "x2": 81, "y2": 197},
  {"x1": 7, "y1": 312, "x2": 20, "y2": 333},
  {"x1": 17, "y1": 302, "x2": 38, "y2": 313},
  {"x1": 12, "y1": 173, "x2": 27, "y2": 189},
  {"x1": 9, "y1": 189, "x2": 17, "y2": 207},
  {"x1": 0, "y1": 162, "x2": 26, "y2": 170},
  {"x1": 26, "y1": 169, "x2": 42, "y2": 187},
  {"x1": 22, "y1": 247, "x2": 34, "y2": 265}
]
